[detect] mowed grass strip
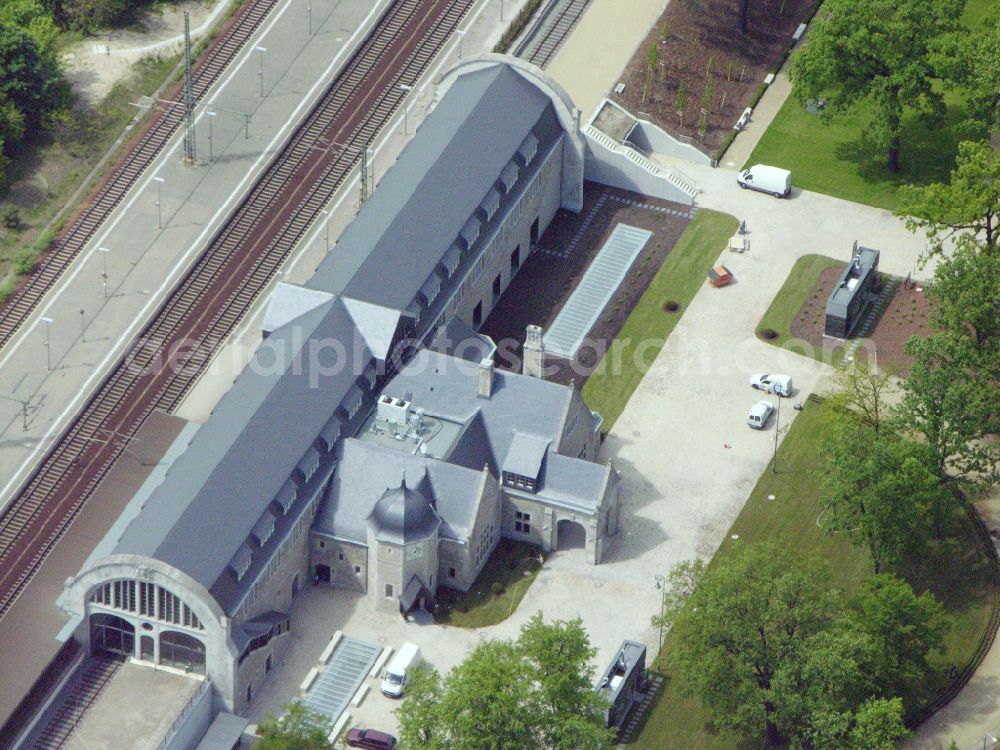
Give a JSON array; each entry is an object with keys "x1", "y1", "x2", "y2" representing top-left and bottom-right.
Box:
[
  {"x1": 756, "y1": 253, "x2": 842, "y2": 360},
  {"x1": 743, "y1": 0, "x2": 989, "y2": 211},
  {"x1": 582, "y1": 209, "x2": 738, "y2": 430},
  {"x1": 630, "y1": 401, "x2": 995, "y2": 749},
  {"x1": 433, "y1": 540, "x2": 542, "y2": 629}
]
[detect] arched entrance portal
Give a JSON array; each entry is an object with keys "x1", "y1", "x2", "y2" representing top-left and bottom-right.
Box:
[
  {"x1": 90, "y1": 613, "x2": 135, "y2": 659},
  {"x1": 556, "y1": 519, "x2": 586, "y2": 550},
  {"x1": 160, "y1": 630, "x2": 206, "y2": 674}
]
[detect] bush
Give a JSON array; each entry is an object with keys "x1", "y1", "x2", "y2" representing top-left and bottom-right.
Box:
[
  {"x1": 12, "y1": 246, "x2": 35, "y2": 274},
  {"x1": 2, "y1": 206, "x2": 22, "y2": 230},
  {"x1": 759, "y1": 327, "x2": 779, "y2": 340},
  {"x1": 662, "y1": 300, "x2": 680, "y2": 312},
  {"x1": 490, "y1": 582, "x2": 505, "y2": 597}
]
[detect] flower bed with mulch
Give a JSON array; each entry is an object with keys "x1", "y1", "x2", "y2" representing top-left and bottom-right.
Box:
[{"x1": 615, "y1": 0, "x2": 818, "y2": 158}]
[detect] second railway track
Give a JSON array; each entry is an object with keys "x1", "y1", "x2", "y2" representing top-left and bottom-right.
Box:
[
  {"x1": 0, "y1": 0, "x2": 475, "y2": 621},
  {"x1": 0, "y1": 0, "x2": 284, "y2": 351}
]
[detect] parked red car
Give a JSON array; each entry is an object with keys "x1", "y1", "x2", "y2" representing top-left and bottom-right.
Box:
[{"x1": 346, "y1": 728, "x2": 397, "y2": 749}]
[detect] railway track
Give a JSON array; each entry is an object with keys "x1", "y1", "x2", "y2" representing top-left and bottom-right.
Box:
[
  {"x1": 0, "y1": 0, "x2": 283, "y2": 352},
  {"x1": 0, "y1": 0, "x2": 474, "y2": 622},
  {"x1": 517, "y1": 0, "x2": 591, "y2": 68}
]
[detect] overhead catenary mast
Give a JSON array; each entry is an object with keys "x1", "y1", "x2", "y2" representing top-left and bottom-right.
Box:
[{"x1": 182, "y1": 10, "x2": 197, "y2": 164}]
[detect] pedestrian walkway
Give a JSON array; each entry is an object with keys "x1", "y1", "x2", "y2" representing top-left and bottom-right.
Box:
[
  {"x1": 720, "y1": 58, "x2": 794, "y2": 171},
  {"x1": 546, "y1": 0, "x2": 667, "y2": 122},
  {"x1": 0, "y1": 0, "x2": 388, "y2": 515}
]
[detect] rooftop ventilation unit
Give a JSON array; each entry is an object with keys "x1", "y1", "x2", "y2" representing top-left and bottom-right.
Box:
[{"x1": 377, "y1": 395, "x2": 411, "y2": 426}]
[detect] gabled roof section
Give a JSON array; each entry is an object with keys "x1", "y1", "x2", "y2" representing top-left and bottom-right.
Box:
[
  {"x1": 315, "y1": 439, "x2": 483, "y2": 543},
  {"x1": 307, "y1": 63, "x2": 557, "y2": 311},
  {"x1": 385, "y1": 349, "x2": 593, "y2": 464},
  {"x1": 113, "y1": 296, "x2": 376, "y2": 614},
  {"x1": 342, "y1": 297, "x2": 404, "y2": 362},
  {"x1": 503, "y1": 433, "x2": 550, "y2": 480},
  {"x1": 262, "y1": 282, "x2": 335, "y2": 337}
]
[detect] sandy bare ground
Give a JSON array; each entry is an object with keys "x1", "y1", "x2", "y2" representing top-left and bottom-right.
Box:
[{"x1": 62, "y1": 0, "x2": 225, "y2": 104}]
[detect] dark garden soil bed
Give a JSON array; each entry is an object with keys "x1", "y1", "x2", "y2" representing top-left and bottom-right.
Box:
[
  {"x1": 790, "y1": 267, "x2": 932, "y2": 374},
  {"x1": 863, "y1": 281, "x2": 932, "y2": 376},
  {"x1": 789, "y1": 264, "x2": 847, "y2": 358},
  {"x1": 480, "y1": 182, "x2": 691, "y2": 387},
  {"x1": 615, "y1": 0, "x2": 817, "y2": 157}
]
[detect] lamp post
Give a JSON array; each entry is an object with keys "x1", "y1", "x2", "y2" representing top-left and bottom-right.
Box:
[
  {"x1": 322, "y1": 209, "x2": 330, "y2": 251},
  {"x1": 152, "y1": 176, "x2": 165, "y2": 229},
  {"x1": 256, "y1": 46, "x2": 268, "y2": 99},
  {"x1": 41, "y1": 317, "x2": 53, "y2": 371},
  {"x1": 399, "y1": 84, "x2": 412, "y2": 134},
  {"x1": 98, "y1": 246, "x2": 110, "y2": 298},
  {"x1": 772, "y1": 396, "x2": 780, "y2": 475},
  {"x1": 654, "y1": 574, "x2": 666, "y2": 651},
  {"x1": 307, "y1": 1, "x2": 313, "y2": 34},
  {"x1": 456, "y1": 30, "x2": 465, "y2": 59},
  {"x1": 207, "y1": 111, "x2": 216, "y2": 162}
]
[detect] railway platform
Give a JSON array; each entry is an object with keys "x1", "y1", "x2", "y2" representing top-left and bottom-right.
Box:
[
  {"x1": 0, "y1": 0, "x2": 545, "y2": 738},
  {"x1": 0, "y1": 0, "x2": 383, "y2": 515}
]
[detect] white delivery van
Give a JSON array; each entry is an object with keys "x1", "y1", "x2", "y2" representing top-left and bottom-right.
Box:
[
  {"x1": 381, "y1": 642, "x2": 422, "y2": 698},
  {"x1": 750, "y1": 373, "x2": 793, "y2": 397},
  {"x1": 737, "y1": 164, "x2": 792, "y2": 198}
]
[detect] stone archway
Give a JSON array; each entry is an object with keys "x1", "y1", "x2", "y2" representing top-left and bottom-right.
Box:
[
  {"x1": 90, "y1": 613, "x2": 135, "y2": 658},
  {"x1": 556, "y1": 519, "x2": 587, "y2": 550}
]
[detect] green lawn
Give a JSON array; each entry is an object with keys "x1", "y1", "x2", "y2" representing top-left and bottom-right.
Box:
[
  {"x1": 630, "y1": 400, "x2": 996, "y2": 749},
  {"x1": 743, "y1": 0, "x2": 989, "y2": 210},
  {"x1": 755, "y1": 253, "x2": 849, "y2": 366},
  {"x1": 433, "y1": 539, "x2": 542, "y2": 628},
  {"x1": 582, "y1": 209, "x2": 738, "y2": 430}
]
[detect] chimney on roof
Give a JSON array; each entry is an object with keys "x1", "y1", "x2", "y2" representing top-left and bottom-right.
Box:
[
  {"x1": 478, "y1": 357, "x2": 494, "y2": 399},
  {"x1": 523, "y1": 324, "x2": 545, "y2": 380}
]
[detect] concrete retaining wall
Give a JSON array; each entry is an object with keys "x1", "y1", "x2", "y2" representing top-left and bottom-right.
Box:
[
  {"x1": 583, "y1": 127, "x2": 697, "y2": 206},
  {"x1": 626, "y1": 119, "x2": 713, "y2": 166}
]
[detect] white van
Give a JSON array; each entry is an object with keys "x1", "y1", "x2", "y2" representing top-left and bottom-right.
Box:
[
  {"x1": 381, "y1": 642, "x2": 422, "y2": 698},
  {"x1": 737, "y1": 164, "x2": 792, "y2": 198}
]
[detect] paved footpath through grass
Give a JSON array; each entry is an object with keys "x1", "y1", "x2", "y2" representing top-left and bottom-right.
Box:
[
  {"x1": 743, "y1": 0, "x2": 990, "y2": 211},
  {"x1": 630, "y1": 400, "x2": 995, "y2": 750},
  {"x1": 582, "y1": 209, "x2": 738, "y2": 430}
]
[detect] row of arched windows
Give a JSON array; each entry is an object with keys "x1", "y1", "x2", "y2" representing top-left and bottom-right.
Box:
[{"x1": 90, "y1": 579, "x2": 204, "y2": 630}]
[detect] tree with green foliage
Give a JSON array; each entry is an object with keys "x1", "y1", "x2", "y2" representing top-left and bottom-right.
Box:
[
  {"x1": 825, "y1": 363, "x2": 897, "y2": 436},
  {"x1": 255, "y1": 703, "x2": 334, "y2": 750},
  {"x1": 898, "y1": 140, "x2": 1000, "y2": 255},
  {"x1": 737, "y1": 0, "x2": 751, "y2": 35},
  {"x1": 819, "y1": 420, "x2": 936, "y2": 572},
  {"x1": 663, "y1": 543, "x2": 839, "y2": 747},
  {"x1": 59, "y1": 0, "x2": 129, "y2": 31},
  {"x1": 397, "y1": 614, "x2": 614, "y2": 750},
  {"x1": 674, "y1": 81, "x2": 688, "y2": 128},
  {"x1": 900, "y1": 333, "x2": 998, "y2": 526},
  {"x1": 845, "y1": 574, "x2": 947, "y2": 697},
  {"x1": 934, "y1": 12, "x2": 1000, "y2": 139},
  {"x1": 791, "y1": 0, "x2": 963, "y2": 173},
  {"x1": 925, "y1": 236, "x2": 1000, "y2": 365},
  {"x1": 844, "y1": 698, "x2": 909, "y2": 750},
  {"x1": 0, "y1": 24, "x2": 62, "y2": 129}
]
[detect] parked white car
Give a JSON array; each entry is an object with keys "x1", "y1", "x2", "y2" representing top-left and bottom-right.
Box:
[
  {"x1": 750, "y1": 373, "x2": 793, "y2": 397},
  {"x1": 747, "y1": 400, "x2": 775, "y2": 429},
  {"x1": 737, "y1": 164, "x2": 792, "y2": 198}
]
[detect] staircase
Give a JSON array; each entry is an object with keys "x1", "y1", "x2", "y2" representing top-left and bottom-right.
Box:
[
  {"x1": 32, "y1": 657, "x2": 122, "y2": 750},
  {"x1": 584, "y1": 126, "x2": 700, "y2": 203},
  {"x1": 839, "y1": 276, "x2": 899, "y2": 367}
]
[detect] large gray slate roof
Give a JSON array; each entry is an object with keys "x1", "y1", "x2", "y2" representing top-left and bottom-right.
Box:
[
  {"x1": 114, "y1": 296, "x2": 379, "y2": 613},
  {"x1": 383, "y1": 349, "x2": 599, "y2": 468},
  {"x1": 315, "y1": 438, "x2": 483, "y2": 543},
  {"x1": 306, "y1": 63, "x2": 557, "y2": 309}
]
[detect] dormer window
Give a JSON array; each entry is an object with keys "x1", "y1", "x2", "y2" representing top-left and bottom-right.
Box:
[{"x1": 503, "y1": 471, "x2": 536, "y2": 493}]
